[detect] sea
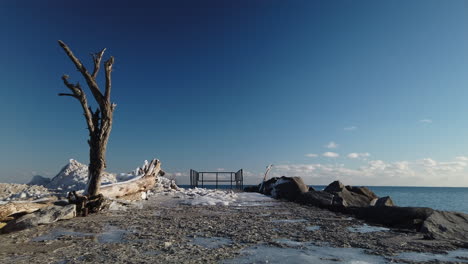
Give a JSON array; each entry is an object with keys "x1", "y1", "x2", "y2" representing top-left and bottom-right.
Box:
[{"x1": 180, "y1": 185, "x2": 468, "y2": 214}]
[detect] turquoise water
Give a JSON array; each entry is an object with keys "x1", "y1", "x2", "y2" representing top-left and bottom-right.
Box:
[{"x1": 181, "y1": 185, "x2": 468, "y2": 214}]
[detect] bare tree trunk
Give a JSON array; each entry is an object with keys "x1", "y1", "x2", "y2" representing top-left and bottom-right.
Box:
[{"x1": 58, "y1": 40, "x2": 116, "y2": 197}]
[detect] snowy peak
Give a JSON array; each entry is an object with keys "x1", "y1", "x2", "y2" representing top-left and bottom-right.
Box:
[{"x1": 46, "y1": 159, "x2": 117, "y2": 192}]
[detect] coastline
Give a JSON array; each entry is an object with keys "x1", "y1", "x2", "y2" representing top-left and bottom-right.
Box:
[{"x1": 1, "y1": 190, "x2": 467, "y2": 264}]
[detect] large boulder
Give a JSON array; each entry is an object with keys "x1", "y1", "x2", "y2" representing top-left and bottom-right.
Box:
[
  {"x1": 349, "y1": 206, "x2": 434, "y2": 229},
  {"x1": 324, "y1": 181, "x2": 345, "y2": 193},
  {"x1": 244, "y1": 185, "x2": 260, "y2": 193},
  {"x1": 2, "y1": 204, "x2": 76, "y2": 233},
  {"x1": 297, "y1": 190, "x2": 334, "y2": 208},
  {"x1": 259, "y1": 177, "x2": 280, "y2": 196},
  {"x1": 374, "y1": 196, "x2": 394, "y2": 207},
  {"x1": 420, "y1": 210, "x2": 468, "y2": 241},
  {"x1": 346, "y1": 186, "x2": 378, "y2": 200},
  {"x1": 270, "y1": 176, "x2": 309, "y2": 201},
  {"x1": 324, "y1": 181, "x2": 378, "y2": 207}
]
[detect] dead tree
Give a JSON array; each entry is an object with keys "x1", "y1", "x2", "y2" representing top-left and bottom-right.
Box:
[{"x1": 58, "y1": 40, "x2": 116, "y2": 197}]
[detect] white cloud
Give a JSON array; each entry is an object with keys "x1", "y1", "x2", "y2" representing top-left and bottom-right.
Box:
[
  {"x1": 456, "y1": 156, "x2": 468, "y2": 161},
  {"x1": 323, "y1": 152, "x2": 339, "y2": 158},
  {"x1": 217, "y1": 168, "x2": 225, "y2": 171},
  {"x1": 269, "y1": 157, "x2": 468, "y2": 187},
  {"x1": 419, "y1": 119, "x2": 433, "y2": 124},
  {"x1": 325, "y1": 141, "x2": 339, "y2": 149},
  {"x1": 305, "y1": 153, "x2": 318, "y2": 158},
  {"x1": 344, "y1": 126, "x2": 357, "y2": 131},
  {"x1": 347, "y1": 152, "x2": 370, "y2": 159}
]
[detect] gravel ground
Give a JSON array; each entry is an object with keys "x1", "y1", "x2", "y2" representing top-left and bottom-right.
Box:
[{"x1": 0, "y1": 192, "x2": 467, "y2": 264}]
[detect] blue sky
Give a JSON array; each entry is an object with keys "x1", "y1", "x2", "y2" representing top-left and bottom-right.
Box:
[{"x1": 1, "y1": 0, "x2": 468, "y2": 186}]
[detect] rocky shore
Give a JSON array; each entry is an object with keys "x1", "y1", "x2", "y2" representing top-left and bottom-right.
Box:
[{"x1": 0, "y1": 190, "x2": 467, "y2": 264}]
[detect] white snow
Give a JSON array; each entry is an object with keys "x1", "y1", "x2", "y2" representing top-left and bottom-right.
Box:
[{"x1": 169, "y1": 188, "x2": 277, "y2": 207}]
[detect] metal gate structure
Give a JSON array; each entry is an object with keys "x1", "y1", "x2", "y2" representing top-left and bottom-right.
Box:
[{"x1": 189, "y1": 169, "x2": 243, "y2": 190}]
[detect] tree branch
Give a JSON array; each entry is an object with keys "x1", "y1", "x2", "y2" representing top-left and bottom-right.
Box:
[
  {"x1": 58, "y1": 93, "x2": 77, "y2": 98},
  {"x1": 91, "y1": 48, "x2": 106, "y2": 79},
  {"x1": 104, "y1": 56, "x2": 114, "y2": 101},
  {"x1": 58, "y1": 40, "x2": 105, "y2": 106},
  {"x1": 60, "y1": 75, "x2": 95, "y2": 133}
]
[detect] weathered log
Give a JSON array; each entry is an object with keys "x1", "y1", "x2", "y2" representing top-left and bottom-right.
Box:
[
  {"x1": 0, "y1": 199, "x2": 55, "y2": 222},
  {"x1": 99, "y1": 159, "x2": 162, "y2": 199}
]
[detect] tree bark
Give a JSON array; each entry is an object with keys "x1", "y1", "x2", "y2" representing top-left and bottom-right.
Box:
[{"x1": 58, "y1": 41, "x2": 116, "y2": 197}]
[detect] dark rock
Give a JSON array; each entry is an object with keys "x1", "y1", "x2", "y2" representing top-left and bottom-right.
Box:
[
  {"x1": 346, "y1": 186, "x2": 378, "y2": 200},
  {"x1": 2, "y1": 204, "x2": 76, "y2": 233},
  {"x1": 420, "y1": 210, "x2": 468, "y2": 241},
  {"x1": 348, "y1": 206, "x2": 434, "y2": 229},
  {"x1": 271, "y1": 176, "x2": 309, "y2": 201},
  {"x1": 374, "y1": 196, "x2": 394, "y2": 207},
  {"x1": 336, "y1": 188, "x2": 373, "y2": 207},
  {"x1": 259, "y1": 177, "x2": 280, "y2": 196},
  {"x1": 324, "y1": 181, "x2": 376, "y2": 207},
  {"x1": 297, "y1": 190, "x2": 334, "y2": 208},
  {"x1": 324, "y1": 181, "x2": 345, "y2": 193},
  {"x1": 243, "y1": 185, "x2": 260, "y2": 193}
]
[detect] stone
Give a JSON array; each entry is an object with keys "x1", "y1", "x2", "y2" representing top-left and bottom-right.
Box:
[
  {"x1": 2, "y1": 204, "x2": 76, "y2": 233},
  {"x1": 374, "y1": 196, "x2": 394, "y2": 207},
  {"x1": 324, "y1": 181, "x2": 376, "y2": 207},
  {"x1": 324, "y1": 181, "x2": 345, "y2": 193},
  {"x1": 243, "y1": 185, "x2": 260, "y2": 193},
  {"x1": 270, "y1": 176, "x2": 309, "y2": 201},
  {"x1": 420, "y1": 210, "x2": 468, "y2": 241},
  {"x1": 297, "y1": 190, "x2": 334, "y2": 208},
  {"x1": 349, "y1": 206, "x2": 434, "y2": 229},
  {"x1": 346, "y1": 186, "x2": 378, "y2": 200},
  {"x1": 259, "y1": 177, "x2": 279, "y2": 196}
]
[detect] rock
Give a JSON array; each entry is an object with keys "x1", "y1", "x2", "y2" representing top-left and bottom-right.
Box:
[
  {"x1": 374, "y1": 196, "x2": 394, "y2": 207},
  {"x1": 349, "y1": 206, "x2": 434, "y2": 229},
  {"x1": 324, "y1": 181, "x2": 345, "y2": 193},
  {"x1": 420, "y1": 210, "x2": 468, "y2": 241},
  {"x1": 297, "y1": 190, "x2": 334, "y2": 208},
  {"x1": 2, "y1": 204, "x2": 76, "y2": 233},
  {"x1": 243, "y1": 185, "x2": 260, "y2": 193},
  {"x1": 346, "y1": 186, "x2": 378, "y2": 200},
  {"x1": 27, "y1": 175, "x2": 51, "y2": 186},
  {"x1": 334, "y1": 188, "x2": 373, "y2": 207},
  {"x1": 259, "y1": 177, "x2": 280, "y2": 196},
  {"x1": 270, "y1": 176, "x2": 309, "y2": 201},
  {"x1": 324, "y1": 181, "x2": 376, "y2": 207}
]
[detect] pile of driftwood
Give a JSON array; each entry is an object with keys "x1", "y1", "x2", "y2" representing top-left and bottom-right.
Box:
[{"x1": 0, "y1": 159, "x2": 163, "y2": 232}]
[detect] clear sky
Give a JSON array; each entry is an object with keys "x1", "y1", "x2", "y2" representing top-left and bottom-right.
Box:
[{"x1": 1, "y1": 0, "x2": 468, "y2": 186}]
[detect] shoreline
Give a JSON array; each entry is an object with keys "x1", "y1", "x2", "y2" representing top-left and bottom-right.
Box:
[{"x1": 1, "y1": 190, "x2": 467, "y2": 263}]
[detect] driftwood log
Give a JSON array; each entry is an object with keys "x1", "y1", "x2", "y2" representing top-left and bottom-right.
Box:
[
  {"x1": 67, "y1": 159, "x2": 163, "y2": 215},
  {"x1": 1, "y1": 159, "x2": 163, "y2": 221},
  {"x1": 0, "y1": 199, "x2": 55, "y2": 222}
]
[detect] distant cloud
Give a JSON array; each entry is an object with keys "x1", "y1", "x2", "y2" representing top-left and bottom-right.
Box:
[
  {"x1": 419, "y1": 119, "x2": 432, "y2": 124},
  {"x1": 347, "y1": 152, "x2": 370, "y2": 159},
  {"x1": 456, "y1": 156, "x2": 468, "y2": 161},
  {"x1": 325, "y1": 141, "x2": 339, "y2": 149},
  {"x1": 323, "y1": 152, "x2": 339, "y2": 158},
  {"x1": 305, "y1": 153, "x2": 318, "y2": 158},
  {"x1": 217, "y1": 168, "x2": 225, "y2": 171},
  {"x1": 344, "y1": 126, "x2": 357, "y2": 131},
  {"x1": 271, "y1": 157, "x2": 468, "y2": 186}
]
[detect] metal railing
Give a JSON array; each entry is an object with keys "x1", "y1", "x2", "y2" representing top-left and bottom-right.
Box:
[{"x1": 190, "y1": 169, "x2": 243, "y2": 190}]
